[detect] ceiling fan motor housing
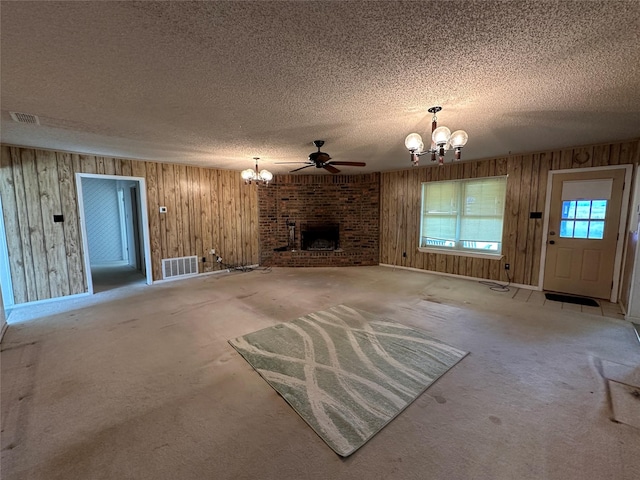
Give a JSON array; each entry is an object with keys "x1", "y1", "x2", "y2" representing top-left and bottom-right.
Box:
[{"x1": 309, "y1": 151, "x2": 331, "y2": 164}]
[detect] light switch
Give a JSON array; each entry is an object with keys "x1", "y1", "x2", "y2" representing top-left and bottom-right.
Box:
[{"x1": 159, "y1": 206, "x2": 167, "y2": 213}]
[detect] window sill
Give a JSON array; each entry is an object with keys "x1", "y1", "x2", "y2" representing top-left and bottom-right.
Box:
[{"x1": 417, "y1": 247, "x2": 504, "y2": 260}]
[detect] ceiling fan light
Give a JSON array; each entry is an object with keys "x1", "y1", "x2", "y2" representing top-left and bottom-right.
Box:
[
  {"x1": 405, "y1": 133, "x2": 423, "y2": 151},
  {"x1": 241, "y1": 169, "x2": 255, "y2": 181},
  {"x1": 432, "y1": 126, "x2": 451, "y2": 146},
  {"x1": 259, "y1": 169, "x2": 273, "y2": 182},
  {"x1": 449, "y1": 130, "x2": 468, "y2": 148}
]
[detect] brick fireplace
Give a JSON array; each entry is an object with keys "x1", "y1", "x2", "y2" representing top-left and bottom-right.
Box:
[{"x1": 258, "y1": 173, "x2": 380, "y2": 267}]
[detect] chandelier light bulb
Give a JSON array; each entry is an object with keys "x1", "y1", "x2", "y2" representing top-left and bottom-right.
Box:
[
  {"x1": 449, "y1": 130, "x2": 469, "y2": 148},
  {"x1": 241, "y1": 169, "x2": 255, "y2": 181},
  {"x1": 259, "y1": 169, "x2": 273, "y2": 182},
  {"x1": 404, "y1": 133, "x2": 423, "y2": 151},
  {"x1": 432, "y1": 126, "x2": 451, "y2": 146}
]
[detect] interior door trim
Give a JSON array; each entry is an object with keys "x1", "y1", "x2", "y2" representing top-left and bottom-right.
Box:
[{"x1": 539, "y1": 165, "x2": 633, "y2": 303}]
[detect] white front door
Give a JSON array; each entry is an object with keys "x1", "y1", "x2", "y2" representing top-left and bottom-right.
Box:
[{"x1": 543, "y1": 168, "x2": 626, "y2": 299}]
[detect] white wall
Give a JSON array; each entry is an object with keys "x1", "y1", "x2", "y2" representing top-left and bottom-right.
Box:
[{"x1": 82, "y1": 178, "x2": 124, "y2": 264}]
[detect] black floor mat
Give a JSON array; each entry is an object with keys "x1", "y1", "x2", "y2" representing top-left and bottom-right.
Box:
[{"x1": 544, "y1": 292, "x2": 599, "y2": 307}]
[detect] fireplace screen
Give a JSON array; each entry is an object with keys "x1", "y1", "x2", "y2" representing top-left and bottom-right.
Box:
[{"x1": 301, "y1": 225, "x2": 339, "y2": 251}]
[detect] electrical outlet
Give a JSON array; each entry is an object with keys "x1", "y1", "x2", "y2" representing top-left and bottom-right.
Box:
[
  {"x1": 403, "y1": 252, "x2": 407, "y2": 258},
  {"x1": 210, "y1": 249, "x2": 215, "y2": 255},
  {"x1": 202, "y1": 257, "x2": 206, "y2": 263},
  {"x1": 504, "y1": 263, "x2": 510, "y2": 270}
]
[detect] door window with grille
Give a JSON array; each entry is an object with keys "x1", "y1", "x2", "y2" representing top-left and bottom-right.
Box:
[
  {"x1": 559, "y1": 178, "x2": 612, "y2": 240},
  {"x1": 559, "y1": 200, "x2": 607, "y2": 239}
]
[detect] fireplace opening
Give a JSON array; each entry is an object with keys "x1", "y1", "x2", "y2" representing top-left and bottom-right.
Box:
[{"x1": 301, "y1": 224, "x2": 339, "y2": 251}]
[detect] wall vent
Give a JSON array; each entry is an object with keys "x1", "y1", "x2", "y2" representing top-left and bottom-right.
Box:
[
  {"x1": 9, "y1": 111, "x2": 40, "y2": 125},
  {"x1": 162, "y1": 256, "x2": 198, "y2": 279}
]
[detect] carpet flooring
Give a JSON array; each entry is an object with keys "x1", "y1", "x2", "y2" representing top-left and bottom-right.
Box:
[{"x1": 229, "y1": 304, "x2": 468, "y2": 456}]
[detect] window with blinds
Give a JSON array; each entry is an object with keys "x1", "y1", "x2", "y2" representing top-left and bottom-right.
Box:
[{"x1": 420, "y1": 176, "x2": 507, "y2": 254}]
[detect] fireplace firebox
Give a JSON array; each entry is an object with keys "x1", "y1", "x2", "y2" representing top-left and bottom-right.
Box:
[{"x1": 301, "y1": 224, "x2": 339, "y2": 251}]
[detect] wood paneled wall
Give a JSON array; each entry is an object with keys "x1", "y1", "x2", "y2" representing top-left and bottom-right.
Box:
[
  {"x1": 380, "y1": 140, "x2": 640, "y2": 287},
  {"x1": 0, "y1": 145, "x2": 258, "y2": 304}
]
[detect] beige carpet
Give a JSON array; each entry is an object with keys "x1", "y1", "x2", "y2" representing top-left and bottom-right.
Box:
[{"x1": 1, "y1": 266, "x2": 639, "y2": 479}]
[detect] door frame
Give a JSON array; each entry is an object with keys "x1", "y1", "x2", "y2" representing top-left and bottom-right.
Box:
[
  {"x1": 539, "y1": 165, "x2": 633, "y2": 303},
  {"x1": 76, "y1": 173, "x2": 153, "y2": 294},
  {"x1": 0, "y1": 195, "x2": 14, "y2": 308}
]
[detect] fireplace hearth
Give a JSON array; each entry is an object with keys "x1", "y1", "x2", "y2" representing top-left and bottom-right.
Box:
[{"x1": 302, "y1": 224, "x2": 339, "y2": 251}]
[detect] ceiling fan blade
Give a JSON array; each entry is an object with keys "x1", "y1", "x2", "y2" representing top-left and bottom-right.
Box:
[
  {"x1": 274, "y1": 161, "x2": 312, "y2": 164},
  {"x1": 327, "y1": 161, "x2": 366, "y2": 167},
  {"x1": 323, "y1": 164, "x2": 341, "y2": 174},
  {"x1": 290, "y1": 165, "x2": 314, "y2": 173}
]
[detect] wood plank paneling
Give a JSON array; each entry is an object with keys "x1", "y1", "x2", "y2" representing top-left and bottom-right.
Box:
[
  {"x1": 178, "y1": 165, "x2": 190, "y2": 257},
  {"x1": 163, "y1": 163, "x2": 179, "y2": 259},
  {"x1": 210, "y1": 170, "x2": 221, "y2": 267},
  {"x1": 524, "y1": 153, "x2": 541, "y2": 285},
  {"x1": 35, "y1": 150, "x2": 70, "y2": 298},
  {"x1": 10, "y1": 148, "x2": 38, "y2": 301},
  {"x1": 20, "y1": 149, "x2": 50, "y2": 300},
  {"x1": 219, "y1": 170, "x2": 233, "y2": 263},
  {"x1": 200, "y1": 168, "x2": 213, "y2": 269},
  {"x1": 174, "y1": 165, "x2": 185, "y2": 257},
  {"x1": 248, "y1": 182, "x2": 258, "y2": 264},
  {"x1": 145, "y1": 162, "x2": 162, "y2": 281},
  {"x1": 0, "y1": 146, "x2": 28, "y2": 303},
  {"x1": 130, "y1": 159, "x2": 146, "y2": 178},
  {"x1": 120, "y1": 159, "x2": 133, "y2": 177},
  {"x1": 57, "y1": 152, "x2": 87, "y2": 293},
  {"x1": 190, "y1": 167, "x2": 203, "y2": 268},
  {"x1": 240, "y1": 176, "x2": 250, "y2": 266},
  {"x1": 504, "y1": 156, "x2": 522, "y2": 282},
  {"x1": 515, "y1": 155, "x2": 533, "y2": 284},
  {"x1": 158, "y1": 163, "x2": 169, "y2": 259},
  {"x1": 103, "y1": 157, "x2": 116, "y2": 176}
]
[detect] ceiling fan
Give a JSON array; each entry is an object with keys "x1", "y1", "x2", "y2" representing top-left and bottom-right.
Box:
[{"x1": 277, "y1": 140, "x2": 366, "y2": 173}]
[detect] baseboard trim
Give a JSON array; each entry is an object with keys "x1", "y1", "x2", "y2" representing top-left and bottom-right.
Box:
[
  {"x1": 378, "y1": 263, "x2": 540, "y2": 291},
  {"x1": 7, "y1": 292, "x2": 92, "y2": 311}
]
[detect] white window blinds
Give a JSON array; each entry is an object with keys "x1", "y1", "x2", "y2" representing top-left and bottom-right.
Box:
[{"x1": 421, "y1": 176, "x2": 507, "y2": 253}]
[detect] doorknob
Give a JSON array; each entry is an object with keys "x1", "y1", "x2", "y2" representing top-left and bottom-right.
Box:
[{"x1": 549, "y1": 240, "x2": 555, "y2": 245}]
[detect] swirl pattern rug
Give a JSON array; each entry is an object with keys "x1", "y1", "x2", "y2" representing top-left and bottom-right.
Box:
[{"x1": 229, "y1": 305, "x2": 468, "y2": 456}]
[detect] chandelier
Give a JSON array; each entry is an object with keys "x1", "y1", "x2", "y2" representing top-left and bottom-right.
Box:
[
  {"x1": 241, "y1": 157, "x2": 273, "y2": 185},
  {"x1": 404, "y1": 106, "x2": 468, "y2": 166}
]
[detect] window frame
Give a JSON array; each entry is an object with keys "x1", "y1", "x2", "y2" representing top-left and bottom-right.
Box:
[{"x1": 418, "y1": 176, "x2": 507, "y2": 258}]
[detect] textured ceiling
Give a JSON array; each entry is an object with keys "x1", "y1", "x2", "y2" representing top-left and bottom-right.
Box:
[{"x1": 1, "y1": 1, "x2": 639, "y2": 174}]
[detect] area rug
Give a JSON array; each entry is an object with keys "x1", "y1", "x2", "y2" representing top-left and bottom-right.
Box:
[{"x1": 228, "y1": 304, "x2": 468, "y2": 456}]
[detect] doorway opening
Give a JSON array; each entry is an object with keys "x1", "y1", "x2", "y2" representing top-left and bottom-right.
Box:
[{"x1": 76, "y1": 174, "x2": 152, "y2": 294}]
